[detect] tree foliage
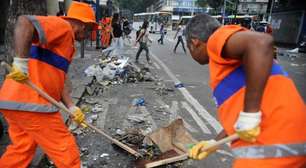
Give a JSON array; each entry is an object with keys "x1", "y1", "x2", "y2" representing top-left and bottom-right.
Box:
[
  {"x1": 196, "y1": 0, "x2": 208, "y2": 8},
  {"x1": 115, "y1": 0, "x2": 155, "y2": 13},
  {"x1": 4, "y1": 0, "x2": 46, "y2": 62},
  {"x1": 207, "y1": 0, "x2": 223, "y2": 9}
]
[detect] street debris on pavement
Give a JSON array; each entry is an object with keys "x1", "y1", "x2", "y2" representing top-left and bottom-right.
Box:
[{"x1": 84, "y1": 55, "x2": 155, "y2": 87}]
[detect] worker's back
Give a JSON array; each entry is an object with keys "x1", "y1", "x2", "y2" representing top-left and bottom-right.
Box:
[
  {"x1": 207, "y1": 25, "x2": 306, "y2": 168},
  {"x1": 0, "y1": 16, "x2": 75, "y2": 113}
]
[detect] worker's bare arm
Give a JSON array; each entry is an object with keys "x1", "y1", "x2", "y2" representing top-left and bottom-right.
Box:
[
  {"x1": 14, "y1": 15, "x2": 36, "y2": 58},
  {"x1": 61, "y1": 77, "x2": 74, "y2": 108},
  {"x1": 222, "y1": 31, "x2": 274, "y2": 112}
]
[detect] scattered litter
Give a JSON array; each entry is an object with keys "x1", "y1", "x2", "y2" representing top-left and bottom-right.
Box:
[
  {"x1": 287, "y1": 48, "x2": 299, "y2": 53},
  {"x1": 221, "y1": 157, "x2": 227, "y2": 162},
  {"x1": 142, "y1": 127, "x2": 153, "y2": 135},
  {"x1": 85, "y1": 98, "x2": 99, "y2": 104},
  {"x1": 100, "y1": 153, "x2": 110, "y2": 158},
  {"x1": 150, "y1": 85, "x2": 175, "y2": 96},
  {"x1": 291, "y1": 63, "x2": 299, "y2": 66},
  {"x1": 92, "y1": 104, "x2": 103, "y2": 113},
  {"x1": 174, "y1": 83, "x2": 184, "y2": 88},
  {"x1": 159, "y1": 105, "x2": 170, "y2": 109},
  {"x1": 128, "y1": 114, "x2": 146, "y2": 123},
  {"x1": 84, "y1": 64, "x2": 103, "y2": 77},
  {"x1": 93, "y1": 155, "x2": 98, "y2": 161},
  {"x1": 115, "y1": 129, "x2": 126, "y2": 135},
  {"x1": 84, "y1": 55, "x2": 155, "y2": 87},
  {"x1": 80, "y1": 147, "x2": 89, "y2": 156},
  {"x1": 80, "y1": 105, "x2": 92, "y2": 113},
  {"x1": 90, "y1": 114, "x2": 98, "y2": 121},
  {"x1": 132, "y1": 98, "x2": 145, "y2": 106},
  {"x1": 72, "y1": 128, "x2": 83, "y2": 135}
]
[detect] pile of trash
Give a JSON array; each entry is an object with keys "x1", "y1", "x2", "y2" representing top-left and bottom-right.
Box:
[
  {"x1": 84, "y1": 55, "x2": 155, "y2": 86},
  {"x1": 112, "y1": 119, "x2": 195, "y2": 168}
]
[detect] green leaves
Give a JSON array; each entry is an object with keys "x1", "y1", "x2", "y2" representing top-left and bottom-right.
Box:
[
  {"x1": 196, "y1": 0, "x2": 208, "y2": 8},
  {"x1": 116, "y1": 0, "x2": 155, "y2": 13}
]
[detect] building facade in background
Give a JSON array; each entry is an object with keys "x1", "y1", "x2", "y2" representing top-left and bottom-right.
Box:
[
  {"x1": 148, "y1": 0, "x2": 208, "y2": 16},
  {"x1": 238, "y1": 0, "x2": 268, "y2": 15},
  {"x1": 270, "y1": 0, "x2": 306, "y2": 45}
]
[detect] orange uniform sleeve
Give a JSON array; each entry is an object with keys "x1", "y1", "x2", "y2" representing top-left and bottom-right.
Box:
[
  {"x1": 26, "y1": 15, "x2": 75, "y2": 61},
  {"x1": 207, "y1": 25, "x2": 246, "y2": 89}
]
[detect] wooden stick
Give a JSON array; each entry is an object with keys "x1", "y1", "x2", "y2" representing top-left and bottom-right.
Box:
[
  {"x1": 1, "y1": 62, "x2": 142, "y2": 158},
  {"x1": 145, "y1": 134, "x2": 239, "y2": 168}
]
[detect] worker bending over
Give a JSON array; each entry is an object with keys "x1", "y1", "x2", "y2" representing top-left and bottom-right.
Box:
[
  {"x1": 186, "y1": 14, "x2": 306, "y2": 168},
  {"x1": 0, "y1": 2, "x2": 97, "y2": 168}
]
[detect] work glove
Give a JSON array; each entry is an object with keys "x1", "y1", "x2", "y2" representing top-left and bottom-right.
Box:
[
  {"x1": 234, "y1": 111, "x2": 262, "y2": 143},
  {"x1": 189, "y1": 140, "x2": 217, "y2": 160},
  {"x1": 69, "y1": 106, "x2": 86, "y2": 127},
  {"x1": 6, "y1": 57, "x2": 29, "y2": 82}
]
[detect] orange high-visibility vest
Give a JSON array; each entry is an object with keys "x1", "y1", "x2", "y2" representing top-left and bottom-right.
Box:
[
  {"x1": 0, "y1": 16, "x2": 75, "y2": 113},
  {"x1": 207, "y1": 25, "x2": 306, "y2": 167}
]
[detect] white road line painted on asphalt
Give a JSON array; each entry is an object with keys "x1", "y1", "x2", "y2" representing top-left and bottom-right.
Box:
[
  {"x1": 150, "y1": 53, "x2": 223, "y2": 133},
  {"x1": 153, "y1": 62, "x2": 161, "y2": 70},
  {"x1": 179, "y1": 88, "x2": 222, "y2": 133},
  {"x1": 181, "y1": 101, "x2": 211, "y2": 134},
  {"x1": 169, "y1": 101, "x2": 179, "y2": 121},
  {"x1": 181, "y1": 118, "x2": 199, "y2": 133},
  {"x1": 167, "y1": 101, "x2": 198, "y2": 133}
]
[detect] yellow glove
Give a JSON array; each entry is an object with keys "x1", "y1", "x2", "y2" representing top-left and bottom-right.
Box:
[
  {"x1": 236, "y1": 126, "x2": 260, "y2": 143},
  {"x1": 234, "y1": 111, "x2": 262, "y2": 142},
  {"x1": 6, "y1": 57, "x2": 29, "y2": 82},
  {"x1": 189, "y1": 140, "x2": 217, "y2": 160},
  {"x1": 6, "y1": 65, "x2": 28, "y2": 82},
  {"x1": 69, "y1": 106, "x2": 86, "y2": 126}
]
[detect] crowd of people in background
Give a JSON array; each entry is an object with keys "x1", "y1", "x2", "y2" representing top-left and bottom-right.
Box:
[{"x1": 98, "y1": 13, "x2": 275, "y2": 65}]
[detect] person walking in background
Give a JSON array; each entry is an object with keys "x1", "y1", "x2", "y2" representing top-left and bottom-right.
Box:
[
  {"x1": 134, "y1": 20, "x2": 152, "y2": 64},
  {"x1": 173, "y1": 22, "x2": 186, "y2": 54},
  {"x1": 100, "y1": 17, "x2": 112, "y2": 49},
  {"x1": 122, "y1": 17, "x2": 132, "y2": 43},
  {"x1": 157, "y1": 22, "x2": 165, "y2": 45},
  {"x1": 102, "y1": 13, "x2": 123, "y2": 56}
]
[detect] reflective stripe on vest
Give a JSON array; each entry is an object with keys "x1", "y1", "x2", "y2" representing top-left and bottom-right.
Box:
[
  {"x1": 232, "y1": 142, "x2": 306, "y2": 159},
  {"x1": 25, "y1": 15, "x2": 47, "y2": 44},
  {"x1": 213, "y1": 63, "x2": 288, "y2": 107},
  {"x1": 30, "y1": 46, "x2": 70, "y2": 73},
  {"x1": 0, "y1": 101, "x2": 58, "y2": 113}
]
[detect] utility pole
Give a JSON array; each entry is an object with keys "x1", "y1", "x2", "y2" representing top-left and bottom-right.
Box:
[
  {"x1": 107, "y1": 0, "x2": 113, "y2": 17},
  {"x1": 64, "y1": 0, "x2": 72, "y2": 14},
  {"x1": 191, "y1": 0, "x2": 195, "y2": 16},
  {"x1": 268, "y1": 0, "x2": 274, "y2": 23},
  {"x1": 222, "y1": 0, "x2": 226, "y2": 24},
  {"x1": 96, "y1": 0, "x2": 101, "y2": 49},
  {"x1": 46, "y1": 0, "x2": 59, "y2": 16},
  {"x1": 234, "y1": 0, "x2": 239, "y2": 23}
]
